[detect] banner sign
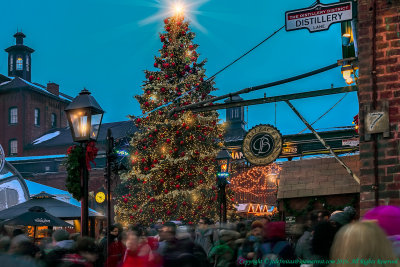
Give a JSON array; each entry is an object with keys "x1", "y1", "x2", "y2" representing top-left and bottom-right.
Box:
[
  {"x1": 285, "y1": 1, "x2": 353, "y2": 33},
  {"x1": 242, "y1": 125, "x2": 283, "y2": 166}
]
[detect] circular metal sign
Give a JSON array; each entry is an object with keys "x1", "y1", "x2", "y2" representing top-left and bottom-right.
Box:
[
  {"x1": 242, "y1": 125, "x2": 283, "y2": 165},
  {"x1": 0, "y1": 145, "x2": 4, "y2": 173}
]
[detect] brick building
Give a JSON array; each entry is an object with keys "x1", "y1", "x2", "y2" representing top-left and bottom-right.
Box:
[
  {"x1": 357, "y1": 0, "x2": 400, "y2": 215},
  {"x1": 277, "y1": 155, "x2": 360, "y2": 221},
  {"x1": 0, "y1": 32, "x2": 73, "y2": 157}
]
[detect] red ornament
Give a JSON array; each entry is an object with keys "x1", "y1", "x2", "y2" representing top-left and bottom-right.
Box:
[
  {"x1": 157, "y1": 77, "x2": 160, "y2": 80},
  {"x1": 161, "y1": 87, "x2": 166, "y2": 93},
  {"x1": 172, "y1": 62, "x2": 176, "y2": 67},
  {"x1": 153, "y1": 159, "x2": 158, "y2": 164},
  {"x1": 177, "y1": 92, "x2": 182, "y2": 96},
  {"x1": 166, "y1": 27, "x2": 171, "y2": 31},
  {"x1": 163, "y1": 44, "x2": 167, "y2": 49},
  {"x1": 182, "y1": 201, "x2": 187, "y2": 206},
  {"x1": 185, "y1": 65, "x2": 190, "y2": 70},
  {"x1": 166, "y1": 138, "x2": 171, "y2": 143},
  {"x1": 199, "y1": 180, "x2": 203, "y2": 184},
  {"x1": 170, "y1": 53, "x2": 174, "y2": 57},
  {"x1": 149, "y1": 75, "x2": 154, "y2": 81},
  {"x1": 153, "y1": 62, "x2": 158, "y2": 67},
  {"x1": 167, "y1": 210, "x2": 171, "y2": 215},
  {"x1": 189, "y1": 182, "x2": 194, "y2": 187},
  {"x1": 151, "y1": 197, "x2": 155, "y2": 202},
  {"x1": 177, "y1": 21, "x2": 182, "y2": 26},
  {"x1": 152, "y1": 208, "x2": 155, "y2": 213},
  {"x1": 141, "y1": 158, "x2": 146, "y2": 163},
  {"x1": 204, "y1": 166, "x2": 209, "y2": 171},
  {"x1": 164, "y1": 74, "x2": 169, "y2": 79},
  {"x1": 133, "y1": 204, "x2": 137, "y2": 209},
  {"x1": 123, "y1": 198, "x2": 128, "y2": 203},
  {"x1": 176, "y1": 130, "x2": 180, "y2": 135},
  {"x1": 160, "y1": 179, "x2": 164, "y2": 183},
  {"x1": 181, "y1": 31, "x2": 186, "y2": 35},
  {"x1": 179, "y1": 167, "x2": 184, "y2": 172},
  {"x1": 180, "y1": 141, "x2": 184, "y2": 145},
  {"x1": 164, "y1": 18, "x2": 169, "y2": 24},
  {"x1": 136, "y1": 118, "x2": 141, "y2": 124},
  {"x1": 180, "y1": 152, "x2": 185, "y2": 157},
  {"x1": 174, "y1": 148, "x2": 178, "y2": 152},
  {"x1": 130, "y1": 215, "x2": 134, "y2": 219},
  {"x1": 180, "y1": 44, "x2": 183, "y2": 47},
  {"x1": 191, "y1": 57, "x2": 197, "y2": 62},
  {"x1": 174, "y1": 114, "x2": 178, "y2": 118},
  {"x1": 175, "y1": 184, "x2": 180, "y2": 189},
  {"x1": 164, "y1": 189, "x2": 168, "y2": 194},
  {"x1": 176, "y1": 175, "x2": 181, "y2": 179},
  {"x1": 160, "y1": 36, "x2": 165, "y2": 42}
]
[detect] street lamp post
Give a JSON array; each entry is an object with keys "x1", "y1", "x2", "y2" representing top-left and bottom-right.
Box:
[
  {"x1": 65, "y1": 88, "x2": 104, "y2": 236},
  {"x1": 216, "y1": 148, "x2": 232, "y2": 224}
]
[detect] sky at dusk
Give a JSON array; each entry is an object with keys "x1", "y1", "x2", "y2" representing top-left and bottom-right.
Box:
[{"x1": 0, "y1": 0, "x2": 359, "y2": 135}]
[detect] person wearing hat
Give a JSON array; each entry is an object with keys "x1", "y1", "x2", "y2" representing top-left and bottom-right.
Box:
[
  {"x1": 362, "y1": 205, "x2": 400, "y2": 257},
  {"x1": 208, "y1": 229, "x2": 240, "y2": 267}
]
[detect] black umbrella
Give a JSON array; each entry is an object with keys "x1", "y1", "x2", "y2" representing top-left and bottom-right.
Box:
[
  {"x1": 1, "y1": 206, "x2": 72, "y2": 227},
  {"x1": 1, "y1": 206, "x2": 72, "y2": 241}
]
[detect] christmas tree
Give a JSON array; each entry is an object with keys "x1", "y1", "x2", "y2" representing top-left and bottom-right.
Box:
[{"x1": 115, "y1": 12, "x2": 235, "y2": 225}]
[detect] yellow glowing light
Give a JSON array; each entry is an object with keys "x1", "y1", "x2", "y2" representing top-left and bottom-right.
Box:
[
  {"x1": 173, "y1": 2, "x2": 185, "y2": 15},
  {"x1": 346, "y1": 77, "x2": 354, "y2": 85}
]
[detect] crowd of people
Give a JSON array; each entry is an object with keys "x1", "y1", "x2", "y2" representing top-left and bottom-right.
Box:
[{"x1": 0, "y1": 205, "x2": 399, "y2": 267}]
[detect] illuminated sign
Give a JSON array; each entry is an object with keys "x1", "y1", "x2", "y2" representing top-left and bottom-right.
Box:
[{"x1": 242, "y1": 125, "x2": 283, "y2": 165}]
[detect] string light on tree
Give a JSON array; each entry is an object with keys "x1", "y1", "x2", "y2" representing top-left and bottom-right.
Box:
[{"x1": 114, "y1": 9, "x2": 234, "y2": 225}]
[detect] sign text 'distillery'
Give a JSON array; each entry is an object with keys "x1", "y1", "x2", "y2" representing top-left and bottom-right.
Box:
[{"x1": 285, "y1": 1, "x2": 353, "y2": 33}]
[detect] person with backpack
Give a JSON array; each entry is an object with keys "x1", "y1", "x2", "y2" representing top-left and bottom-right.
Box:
[{"x1": 259, "y1": 221, "x2": 298, "y2": 267}]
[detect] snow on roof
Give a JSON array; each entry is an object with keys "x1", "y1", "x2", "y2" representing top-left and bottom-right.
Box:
[
  {"x1": 0, "y1": 81, "x2": 11, "y2": 86},
  {"x1": 235, "y1": 204, "x2": 248, "y2": 212},
  {"x1": 59, "y1": 94, "x2": 72, "y2": 101},
  {"x1": 32, "y1": 131, "x2": 60, "y2": 145},
  {"x1": 0, "y1": 180, "x2": 27, "y2": 204},
  {"x1": 0, "y1": 172, "x2": 14, "y2": 180},
  {"x1": 24, "y1": 180, "x2": 89, "y2": 207},
  {"x1": 6, "y1": 154, "x2": 66, "y2": 162}
]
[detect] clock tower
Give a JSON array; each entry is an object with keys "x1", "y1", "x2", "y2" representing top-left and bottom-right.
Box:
[{"x1": 5, "y1": 32, "x2": 35, "y2": 82}]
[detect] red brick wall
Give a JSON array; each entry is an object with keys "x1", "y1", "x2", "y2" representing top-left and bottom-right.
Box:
[
  {"x1": 0, "y1": 89, "x2": 69, "y2": 156},
  {"x1": 357, "y1": 0, "x2": 400, "y2": 215}
]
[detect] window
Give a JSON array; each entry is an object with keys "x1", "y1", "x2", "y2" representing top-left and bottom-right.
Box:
[
  {"x1": 51, "y1": 113, "x2": 57, "y2": 128},
  {"x1": 16, "y1": 57, "x2": 23, "y2": 70},
  {"x1": 9, "y1": 107, "x2": 18, "y2": 124},
  {"x1": 10, "y1": 55, "x2": 13, "y2": 71},
  {"x1": 26, "y1": 55, "x2": 29, "y2": 71},
  {"x1": 234, "y1": 109, "x2": 239, "y2": 118},
  {"x1": 34, "y1": 108, "x2": 40, "y2": 126},
  {"x1": 9, "y1": 139, "x2": 17, "y2": 155}
]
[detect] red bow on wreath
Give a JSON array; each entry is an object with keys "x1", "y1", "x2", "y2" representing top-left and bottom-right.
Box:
[{"x1": 86, "y1": 141, "x2": 98, "y2": 170}]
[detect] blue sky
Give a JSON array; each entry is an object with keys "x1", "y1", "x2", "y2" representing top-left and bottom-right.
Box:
[{"x1": 0, "y1": 0, "x2": 358, "y2": 135}]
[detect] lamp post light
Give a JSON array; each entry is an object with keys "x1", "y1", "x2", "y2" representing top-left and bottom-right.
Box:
[
  {"x1": 216, "y1": 148, "x2": 232, "y2": 224},
  {"x1": 65, "y1": 88, "x2": 104, "y2": 236}
]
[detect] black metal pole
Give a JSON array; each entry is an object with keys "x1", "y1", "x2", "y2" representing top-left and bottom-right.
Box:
[
  {"x1": 222, "y1": 184, "x2": 227, "y2": 223},
  {"x1": 81, "y1": 142, "x2": 89, "y2": 236}
]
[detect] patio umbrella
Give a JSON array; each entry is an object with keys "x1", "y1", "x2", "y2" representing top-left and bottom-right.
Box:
[{"x1": 1, "y1": 206, "x2": 72, "y2": 241}]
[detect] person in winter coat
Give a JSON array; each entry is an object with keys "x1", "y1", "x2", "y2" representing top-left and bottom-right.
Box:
[
  {"x1": 195, "y1": 217, "x2": 218, "y2": 256},
  {"x1": 61, "y1": 237, "x2": 99, "y2": 267},
  {"x1": 238, "y1": 220, "x2": 264, "y2": 262},
  {"x1": 208, "y1": 229, "x2": 240, "y2": 267},
  {"x1": 258, "y1": 221, "x2": 298, "y2": 267},
  {"x1": 121, "y1": 231, "x2": 161, "y2": 267},
  {"x1": 99, "y1": 225, "x2": 125, "y2": 267}
]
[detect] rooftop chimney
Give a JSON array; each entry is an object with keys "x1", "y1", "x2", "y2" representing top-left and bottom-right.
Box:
[{"x1": 47, "y1": 82, "x2": 59, "y2": 96}]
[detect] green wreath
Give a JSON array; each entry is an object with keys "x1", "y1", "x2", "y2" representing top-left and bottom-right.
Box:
[{"x1": 65, "y1": 145, "x2": 84, "y2": 200}]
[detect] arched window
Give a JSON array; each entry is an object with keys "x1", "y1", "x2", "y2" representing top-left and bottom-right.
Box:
[
  {"x1": 26, "y1": 55, "x2": 29, "y2": 71},
  {"x1": 16, "y1": 57, "x2": 23, "y2": 70},
  {"x1": 34, "y1": 108, "x2": 40, "y2": 126},
  {"x1": 9, "y1": 107, "x2": 18, "y2": 124},
  {"x1": 9, "y1": 139, "x2": 17, "y2": 156},
  {"x1": 10, "y1": 55, "x2": 13, "y2": 71},
  {"x1": 51, "y1": 113, "x2": 57, "y2": 128}
]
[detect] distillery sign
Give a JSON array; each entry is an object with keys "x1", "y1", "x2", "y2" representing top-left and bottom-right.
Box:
[{"x1": 285, "y1": 1, "x2": 353, "y2": 33}]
